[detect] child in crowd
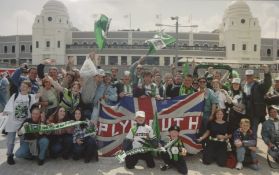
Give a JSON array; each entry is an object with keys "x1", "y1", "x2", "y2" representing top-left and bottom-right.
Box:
[
  {"x1": 122, "y1": 111, "x2": 158, "y2": 169},
  {"x1": 234, "y1": 118, "x2": 259, "y2": 170},
  {"x1": 72, "y1": 108, "x2": 98, "y2": 163},
  {"x1": 160, "y1": 125, "x2": 188, "y2": 175},
  {"x1": 3, "y1": 80, "x2": 39, "y2": 165},
  {"x1": 16, "y1": 104, "x2": 49, "y2": 165}
]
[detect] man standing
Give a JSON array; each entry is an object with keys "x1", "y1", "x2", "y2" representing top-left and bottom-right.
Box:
[{"x1": 243, "y1": 65, "x2": 272, "y2": 136}]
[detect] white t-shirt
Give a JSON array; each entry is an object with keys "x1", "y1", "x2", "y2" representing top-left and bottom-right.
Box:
[
  {"x1": 4, "y1": 93, "x2": 37, "y2": 132},
  {"x1": 126, "y1": 124, "x2": 156, "y2": 149}
]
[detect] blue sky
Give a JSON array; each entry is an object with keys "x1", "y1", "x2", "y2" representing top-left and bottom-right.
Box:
[{"x1": 0, "y1": 0, "x2": 279, "y2": 38}]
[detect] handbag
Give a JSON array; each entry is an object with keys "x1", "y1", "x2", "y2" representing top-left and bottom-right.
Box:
[{"x1": 226, "y1": 152, "x2": 237, "y2": 169}]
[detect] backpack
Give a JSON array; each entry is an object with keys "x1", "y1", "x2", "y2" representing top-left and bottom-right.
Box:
[{"x1": 14, "y1": 92, "x2": 31, "y2": 106}]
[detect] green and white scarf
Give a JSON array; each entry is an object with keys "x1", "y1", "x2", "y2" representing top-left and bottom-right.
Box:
[{"x1": 19, "y1": 120, "x2": 89, "y2": 134}]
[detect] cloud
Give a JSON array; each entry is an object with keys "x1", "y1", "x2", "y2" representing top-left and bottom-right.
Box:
[
  {"x1": 0, "y1": 0, "x2": 278, "y2": 39},
  {"x1": 249, "y1": 1, "x2": 279, "y2": 38}
]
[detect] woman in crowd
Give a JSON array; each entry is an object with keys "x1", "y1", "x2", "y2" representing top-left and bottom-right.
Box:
[
  {"x1": 197, "y1": 109, "x2": 230, "y2": 167},
  {"x1": 72, "y1": 108, "x2": 98, "y2": 163},
  {"x1": 39, "y1": 77, "x2": 59, "y2": 119},
  {"x1": 47, "y1": 106, "x2": 73, "y2": 159},
  {"x1": 49, "y1": 76, "x2": 81, "y2": 118},
  {"x1": 223, "y1": 78, "x2": 246, "y2": 134}
]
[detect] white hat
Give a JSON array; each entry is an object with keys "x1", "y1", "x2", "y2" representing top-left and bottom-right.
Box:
[
  {"x1": 245, "y1": 70, "x2": 254, "y2": 76},
  {"x1": 97, "y1": 69, "x2": 105, "y2": 76},
  {"x1": 124, "y1": 71, "x2": 130, "y2": 76},
  {"x1": 232, "y1": 78, "x2": 241, "y2": 84},
  {"x1": 135, "y1": 111, "x2": 145, "y2": 118}
]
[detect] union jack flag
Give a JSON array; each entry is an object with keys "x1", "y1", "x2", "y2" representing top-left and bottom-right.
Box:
[{"x1": 97, "y1": 92, "x2": 204, "y2": 156}]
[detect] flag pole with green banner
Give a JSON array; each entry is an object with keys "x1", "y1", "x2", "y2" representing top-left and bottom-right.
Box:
[
  {"x1": 152, "y1": 112, "x2": 161, "y2": 141},
  {"x1": 94, "y1": 14, "x2": 111, "y2": 50}
]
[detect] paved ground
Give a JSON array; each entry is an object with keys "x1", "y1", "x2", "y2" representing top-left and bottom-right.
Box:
[{"x1": 0, "y1": 126, "x2": 278, "y2": 175}]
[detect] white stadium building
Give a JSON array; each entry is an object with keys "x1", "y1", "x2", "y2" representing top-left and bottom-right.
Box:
[{"x1": 0, "y1": 0, "x2": 278, "y2": 68}]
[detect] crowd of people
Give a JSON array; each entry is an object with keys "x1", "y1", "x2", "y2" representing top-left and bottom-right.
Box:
[{"x1": 0, "y1": 52, "x2": 279, "y2": 174}]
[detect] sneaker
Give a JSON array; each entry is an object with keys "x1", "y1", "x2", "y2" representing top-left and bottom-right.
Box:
[
  {"x1": 7, "y1": 156, "x2": 15, "y2": 165},
  {"x1": 235, "y1": 162, "x2": 243, "y2": 170},
  {"x1": 37, "y1": 159, "x2": 45, "y2": 166},
  {"x1": 250, "y1": 163, "x2": 259, "y2": 171},
  {"x1": 160, "y1": 164, "x2": 171, "y2": 171}
]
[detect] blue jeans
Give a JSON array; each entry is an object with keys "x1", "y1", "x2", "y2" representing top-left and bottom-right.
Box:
[
  {"x1": 6, "y1": 132, "x2": 16, "y2": 156},
  {"x1": 50, "y1": 134, "x2": 73, "y2": 157},
  {"x1": 15, "y1": 137, "x2": 49, "y2": 160},
  {"x1": 236, "y1": 146, "x2": 257, "y2": 162}
]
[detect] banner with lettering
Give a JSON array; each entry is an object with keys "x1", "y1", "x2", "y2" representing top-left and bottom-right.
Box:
[{"x1": 97, "y1": 92, "x2": 204, "y2": 156}]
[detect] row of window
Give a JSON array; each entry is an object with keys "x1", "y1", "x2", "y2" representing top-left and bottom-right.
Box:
[
  {"x1": 2, "y1": 45, "x2": 32, "y2": 53},
  {"x1": 232, "y1": 44, "x2": 257, "y2": 52},
  {"x1": 35, "y1": 41, "x2": 61, "y2": 48},
  {"x1": 75, "y1": 56, "x2": 172, "y2": 66},
  {"x1": 73, "y1": 41, "x2": 219, "y2": 48}
]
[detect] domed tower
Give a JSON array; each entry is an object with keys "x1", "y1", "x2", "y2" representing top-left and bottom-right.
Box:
[
  {"x1": 219, "y1": 0, "x2": 261, "y2": 61},
  {"x1": 32, "y1": 0, "x2": 72, "y2": 65}
]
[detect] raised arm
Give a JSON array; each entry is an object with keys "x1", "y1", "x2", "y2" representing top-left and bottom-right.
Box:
[{"x1": 48, "y1": 76, "x2": 63, "y2": 92}]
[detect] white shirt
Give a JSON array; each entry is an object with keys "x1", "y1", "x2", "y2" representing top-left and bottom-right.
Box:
[
  {"x1": 215, "y1": 90, "x2": 227, "y2": 109},
  {"x1": 126, "y1": 124, "x2": 155, "y2": 149},
  {"x1": 4, "y1": 93, "x2": 37, "y2": 132}
]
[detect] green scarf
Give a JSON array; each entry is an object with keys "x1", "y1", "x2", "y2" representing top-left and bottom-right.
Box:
[
  {"x1": 179, "y1": 85, "x2": 195, "y2": 96},
  {"x1": 19, "y1": 120, "x2": 89, "y2": 134}
]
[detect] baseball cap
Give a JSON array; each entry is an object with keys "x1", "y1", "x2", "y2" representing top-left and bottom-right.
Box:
[
  {"x1": 168, "y1": 125, "x2": 180, "y2": 132},
  {"x1": 232, "y1": 78, "x2": 241, "y2": 84},
  {"x1": 245, "y1": 70, "x2": 254, "y2": 76},
  {"x1": 135, "y1": 111, "x2": 145, "y2": 118},
  {"x1": 97, "y1": 69, "x2": 105, "y2": 76}
]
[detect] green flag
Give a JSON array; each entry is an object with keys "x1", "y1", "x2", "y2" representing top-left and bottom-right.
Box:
[
  {"x1": 183, "y1": 62, "x2": 189, "y2": 76},
  {"x1": 152, "y1": 112, "x2": 161, "y2": 141},
  {"x1": 146, "y1": 32, "x2": 176, "y2": 55},
  {"x1": 94, "y1": 14, "x2": 111, "y2": 49}
]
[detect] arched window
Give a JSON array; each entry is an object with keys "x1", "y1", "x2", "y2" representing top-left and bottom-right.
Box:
[
  {"x1": 12, "y1": 45, "x2": 15, "y2": 53},
  {"x1": 267, "y1": 49, "x2": 271, "y2": 56},
  {"x1": 4, "y1": 46, "x2": 8, "y2": 53},
  {"x1": 204, "y1": 44, "x2": 208, "y2": 47},
  {"x1": 213, "y1": 44, "x2": 218, "y2": 48},
  {"x1": 46, "y1": 41, "x2": 50, "y2": 48},
  {"x1": 21, "y1": 45, "x2": 25, "y2": 52}
]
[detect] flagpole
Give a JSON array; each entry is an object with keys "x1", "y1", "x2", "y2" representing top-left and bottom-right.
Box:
[{"x1": 129, "y1": 13, "x2": 132, "y2": 31}]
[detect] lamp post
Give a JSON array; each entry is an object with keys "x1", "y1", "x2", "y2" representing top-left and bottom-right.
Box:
[{"x1": 156, "y1": 17, "x2": 198, "y2": 67}]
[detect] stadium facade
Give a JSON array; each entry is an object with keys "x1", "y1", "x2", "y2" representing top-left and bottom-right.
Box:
[{"x1": 0, "y1": 0, "x2": 278, "y2": 67}]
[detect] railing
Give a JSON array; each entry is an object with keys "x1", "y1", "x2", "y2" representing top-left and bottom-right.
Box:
[{"x1": 66, "y1": 44, "x2": 226, "y2": 52}]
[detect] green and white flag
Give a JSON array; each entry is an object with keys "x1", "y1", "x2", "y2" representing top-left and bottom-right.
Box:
[
  {"x1": 94, "y1": 14, "x2": 111, "y2": 50},
  {"x1": 146, "y1": 32, "x2": 176, "y2": 54}
]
